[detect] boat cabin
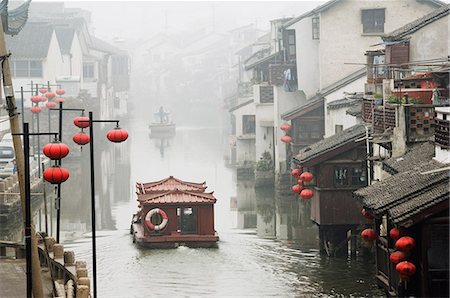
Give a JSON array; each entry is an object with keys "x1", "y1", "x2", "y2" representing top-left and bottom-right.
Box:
[{"x1": 131, "y1": 176, "x2": 219, "y2": 248}]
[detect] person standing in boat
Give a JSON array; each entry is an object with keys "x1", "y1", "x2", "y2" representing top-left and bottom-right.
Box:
[{"x1": 157, "y1": 106, "x2": 169, "y2": 124}]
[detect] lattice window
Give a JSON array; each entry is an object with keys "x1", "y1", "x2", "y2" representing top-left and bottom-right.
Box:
[{"x1": 435, "y1": 118, "x2": 450, "y2": 148}]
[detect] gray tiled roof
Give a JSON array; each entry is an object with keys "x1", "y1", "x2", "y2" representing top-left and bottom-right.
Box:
[
  {"x1": 281, "y1": 68, "x2": 365, "y2": 120},
  {"x1": 90, "y1": 36, "x2": 124, "y2": 54},
  {"x1": 382, "y1": 142, "x2": 436, "y2": 174},
  {"x1": 283, "y1": 0, "x2": 444, "y2": 29},
  {"x1": 389, "y1": 180, "x2": 448, "y2": 224},
  {"x1": 6, "y1": 22, "x2": 54, "y2": 59},
  {"x1": 55, "y1": 27, "x2": 75, "y2": 55},
  {"x1": 346, "y1": 104, "x2": 362, "y2": 117},
  {"x1": 354, "y1": 160, "x2": 449, "y2": 224},
  {"x1": 327, "y1": 94, "x2": 362, "y2": 110},
  {"x1": 294, "y1": 124, "x2": 366, "y2": 165},
  {"x1": 383, "y1": 4, "x2": 450, "y2": 41},
  {"x1": 229, "y1": 99, "x2": 254, "y2": 112}
]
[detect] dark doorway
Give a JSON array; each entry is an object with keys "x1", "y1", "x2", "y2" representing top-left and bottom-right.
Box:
[{"x1": 180, "y1": 207, "x2": 197, "y2": 234}]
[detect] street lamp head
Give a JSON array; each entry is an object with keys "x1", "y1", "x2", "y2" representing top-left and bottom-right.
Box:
[
  {"x1": 43, "y1": 166, "x2": 70, "y2": 184},
  {"x1": 30, "y1": 106, "x2": 42, "y2": 114},
  {"x1": 55, "y1": 89, "x2": 65, "y2": 96},
  {"x1": 43, "y1": 141, "x2": 70, "y2": 160},
  {"x1": 46, "y1": 101, "x2": 57, "y2": 108},
  {"x1": 44, "y1": 91, "x2": 56, "y2": 100},
  {"x1": 30, "y1": 95, "x2": 41, "y2": 103},
  {"x1": 107, "y1": 127, "x2": 128, "y2": 143},
  {"x1": 73, "y1": 132, "x2": 90, "y2": 145},
  {"x1": 74, "y1": 116, "x2": 90, "y2": 128}
]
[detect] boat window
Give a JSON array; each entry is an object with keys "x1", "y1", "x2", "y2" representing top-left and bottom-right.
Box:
[
  {"x1": 177, "y1": 208, "x2": 181, "y2": 216},
  {"x1": 183, "y1": 208, "x2": 193, "y2": 215}
]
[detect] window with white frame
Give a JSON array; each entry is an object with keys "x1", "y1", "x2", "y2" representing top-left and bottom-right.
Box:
[
  {"x1": 83, "y1": 63, "x2": 95, "y2": 78},
  {"x1": 10, "y1": 60, "x2": 43, "y2": 77}
]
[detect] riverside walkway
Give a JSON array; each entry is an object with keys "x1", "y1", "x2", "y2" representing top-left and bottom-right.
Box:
[{"x1": 0, "y1": 258, "x2": 53, "y2": 297}]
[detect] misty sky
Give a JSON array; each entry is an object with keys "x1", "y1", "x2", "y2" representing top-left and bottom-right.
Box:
[{"x1": 63, "y1": 1, "x2": 323, "y2": 41}]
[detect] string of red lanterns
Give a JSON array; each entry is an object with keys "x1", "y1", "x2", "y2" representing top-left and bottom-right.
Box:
[
  {"x1": 290, "y1": 165, "x2": 315, "y2": 200},
  {"x1": 280, "y1": 123, "x2": 292, "y2": 144}
]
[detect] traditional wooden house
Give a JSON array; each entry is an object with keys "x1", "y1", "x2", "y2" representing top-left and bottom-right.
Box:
[
  {"x1": 354, "y1": 142, "x2": 449, "y2": 297},
  {"x1": 292, "y1": 124, "x2": 368, "y2": 256},
  {"x1": 131, "y1": 176, "x2": 219, "y2": 248}
]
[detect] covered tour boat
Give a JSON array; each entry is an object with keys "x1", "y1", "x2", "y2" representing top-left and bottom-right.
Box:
[{"x1": 130, "y1": 176, "x2": 219, "y2": 248}]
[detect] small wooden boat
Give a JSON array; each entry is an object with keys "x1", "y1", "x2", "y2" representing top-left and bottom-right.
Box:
[
  {"x1": 149, "y1": 106, "x2": 176, "y2": 135},
  {"x1": 130, "y1": 176, "x2": 219, "y2": 248}
]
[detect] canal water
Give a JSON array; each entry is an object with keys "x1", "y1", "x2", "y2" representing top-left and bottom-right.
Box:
[{"x1": 62, "y1": 94, "x2": 384, "y2": 297}]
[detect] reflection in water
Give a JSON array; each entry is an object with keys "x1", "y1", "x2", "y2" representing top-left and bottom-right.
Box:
[
  {"x1": 149, "y1": 134, "x2": 172, "y2": 158},
  {"x1": 62, "y1": 98, "x2": 384, "y2": 297}
]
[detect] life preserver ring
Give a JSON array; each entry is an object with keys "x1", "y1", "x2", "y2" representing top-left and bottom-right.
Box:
[{"x1": 145, "y1": 208, "x2": 168, "y2": 231}]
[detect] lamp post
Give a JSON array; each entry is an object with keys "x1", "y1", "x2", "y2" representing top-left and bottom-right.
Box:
[
  {"x1": 80, "y1": 111, "x2": 128, "y2": 298},
  {"x1": 14, "y1": 123, "x2": 59, "y2": 298},
  {"x1": 48, "y1": 105, "x2": 84, "y2": 243}
]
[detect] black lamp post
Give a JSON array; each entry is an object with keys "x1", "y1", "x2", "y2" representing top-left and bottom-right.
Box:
[
  {"x1": 80, "y1": 111, "x2": 128, "y2": 298},
  {"x1": 48, "y1": 105, "x2": 84, "y2": 243},
  {"x1": 14, "y1": 123, "x2": 58, "y2": 298}
]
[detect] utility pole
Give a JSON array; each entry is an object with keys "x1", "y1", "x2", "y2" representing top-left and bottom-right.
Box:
[{"x1": 0, "y1": 17, "x2": 44, "y2": 297}]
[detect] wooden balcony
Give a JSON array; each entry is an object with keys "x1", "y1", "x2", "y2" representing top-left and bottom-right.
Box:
[{"x1": 268, "y1": 63, "x2": 296, "y2": 86}]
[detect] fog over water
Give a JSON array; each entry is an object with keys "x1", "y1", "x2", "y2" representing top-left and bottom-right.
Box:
[{"x1": 33, "y1": 1, "x2": 383, "y2": 296}]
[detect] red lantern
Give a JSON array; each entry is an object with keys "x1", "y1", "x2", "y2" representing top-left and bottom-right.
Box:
[
  {"x1": 291, "y1": 168, "x2": 301, "y2": 179},
  {"x1": 395, "y1": 236, "x2": 415, "y2": 251},
  {"x1": 44, "y1": 92, "x2": 56, "y2": 99},
  {"x1": 280, "y1": 123, "x2": 292, "y2": 132},
  {"x1": 361, "y1": 208, "x2": 374, "y2": 220},
  {"x1": 361, "y1": 228, "x2": 377, "y2": 241},
  {"x1": 292, "y1": 184, "x2": 302, "y2": 194},
  {"x1": 45, "y1": 102, "x2": 57, "y2": 108},
  {"x1": 297, "y1": 179, "x2": 303, "y2": 185},
  {"x1": 43, "y1": 166, "x2": 70, "y2": 184},
  {"x1": 55, "y1": 97, "x2": 65, "y2": 103},
  {"x1": 43, "y1": 142, "x2": 70, "y2": 159},
  {"x1": 74, "y1": 116, "x2": 90, "y2": 128},
  {"x1": 55, "y1": 89, "x2": 65, "y2": 95},
  {"x1": 281, "y1": 135, "x2": 292, "y2": 143},
  {"x1": 38, "y1": 87, "x2": 47, "y2": 94},
  {"x1": 300, "y1": 171, "x2": 313, "y2": 182},
  {"x1": 107, "y1": 128, "x2": 128, "y2": 143},
  {"x1": 300, "y1": 188, "x2": 314, "y2": 200},
  {"x1": 40, "y1": 96, "x2": 47, "y2": 102},
  {"x1": 30, "y1": 96, "x2": 41, "y2": 103},
  {"x1": 389, "y1": 228, "x2": 403, "y2": 241},
  {"x1": 30, "y1": 106, "x2": 41, "y2": 113},
  {"x1": 396, "y1": 261, "x2": 416, "y2": 278},
  {"x1": 73, "y1": 132, "x2": 90, "y2": 145},
  {"x1": 390, "y1": 251, "x2": 406, "y2": 264}
]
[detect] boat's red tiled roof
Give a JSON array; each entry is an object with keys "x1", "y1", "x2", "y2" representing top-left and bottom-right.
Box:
[
  {"x1": 136, "y1": 176, "x2": 206, "y2": 194},
  {"x1": 138, "y1": 189, "x2": 216, "y2": 205}
]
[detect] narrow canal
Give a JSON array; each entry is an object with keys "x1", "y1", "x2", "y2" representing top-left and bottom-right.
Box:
[{"x1": 62, "y1": 92, "x2": 384, "y2": 297}]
